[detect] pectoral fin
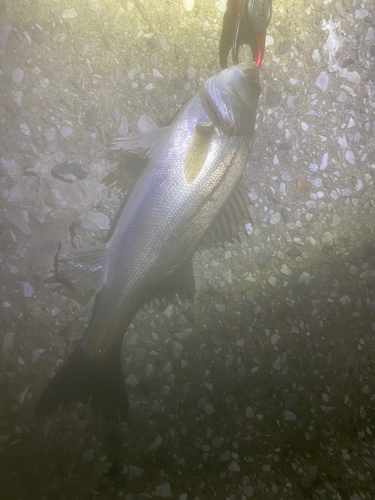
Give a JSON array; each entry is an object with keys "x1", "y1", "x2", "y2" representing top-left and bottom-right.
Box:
[
  {"x1": 183, "y1": 123, "x2": 214, "y2": 184},
  {"x1": 111, "y1": 126, "x2": 174, "y2": 165},
  {"x1": 59, "y1": 244, "x2": 108, "y2": 291},
  {"x1": 200, "y1": 182, "x2": 252, "y2": 247}
]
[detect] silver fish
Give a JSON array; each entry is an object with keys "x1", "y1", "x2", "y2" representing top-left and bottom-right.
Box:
[{"x1": 36, "y1": 62, "x2": 261, "y2": 421}]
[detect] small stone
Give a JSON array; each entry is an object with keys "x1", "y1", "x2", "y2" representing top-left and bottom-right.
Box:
[
  {"x1": 61, "y1": 126, "x2": 73, "y2": 138},
  {"x1": 215, "y1": 0, "x2": 226, "y2": 13},
  {"x1": 255, "y1": 252, "x2": 271, "y2": 268},
  {"x1": 147, "y1": 38, "x2": 157, "y2": 50},
  {"x1": 360, "y1": 270, "x2": 375, "y2": 279},
  {"x1": 31, "y1": 349, "x2": 45, "y2": 362},
  {"x1": 128, "y1": 64, "x2": 141, "y2": 80},
  {"x1": 243, "y1": 485, "x2": 254, "y2": 498},
  {"x1": 183, "y1": 0, "x2": 194, "y2": 11},
  {"x1": 2, "y1": 332, "x2": 14, "y2": 352},
  {"x1": 0, "y1": 24, "x2": 12, "y2": 47},
  {"x1": 11, "y1": 69, "x2": 24, "y2": 83},
  {"x1": 278, "y1": 40, "x2": 291, "y2": 55},
  {"x1": 310, "y1": 465, "x2": 318, "y2": 477},
  {"x1": 82, "y1": 212, "x2": 110, "y2": 232},
  {"x1": 5, "y1": 211, "x2": 31, "y2": 235},
  {"x1": 355, "y1": 9, "x2": 369, "y2": 19},
  {"x1": 19, "y1": 123, "x2": 30, "y2": 136},
  {"x1": 155, "y1": 483, "x2": 171, "y2": 497},
  {"x1": 187, "y1": 67, "x2": 195, "y2": 79},
  {"x1": 137, "y1": 114, "x2": 157, "y2": 133},
  {"x1": 280, "y1": 264, "x2": 292, "y2": 276},
  {"x1": 315, "y1": 71, "x2": 329, "y2": 93},
  {"x1": 82, "y1": 449, "x2": 95, "y2": 462},
  {"x1": 265, "y1": 35, "x2": 274, "y2": 47},
  {"x1": 163, "y1": 305, "x2": 173, "y2": 318},
  {"x1": 365, "y1": 27, "x2": 375, "y2": 41},
  {"x1": 10, "y1": 90, "x2": 23, "y2": 106},
  {"x1": 270, "y1": 213, "x2": 281, "y2": 225},
  {"x1": 212, "y1": 437, "x2": 224, "y2": 447},
  {"x1": 312, "y1": 49, "x2": 320, "y2": 62},
  {"x1": 158, "y1": 36, "x2": 170, "y2": 52},
  {"x1": 339, "y1": 295, "x2": 351, "y2": 304},
  {"x1": 268, "y1": 276, "x2": 277, "y2": 287},
  {"x1": 52, "y1": 33, "x2": 66, "y2": 44},
  {"x1": 345, "y1": 151, "x2": 355, "y2": 165},
  {"x1": 322, "y1": 232, "x2": 333, "y2": 244},
  {"x1": 125, "y1": 374, "x2": 138, "y2": 386},
  {"x1": 266, "y1": 88, "x2": 280, "y2": 107},
  {"x1": 152, "y1": 68, "x2": 163, "y2": 78},
  {"x1": 23, "y1": 282, "x2": 34, "y2": 297},
  {"x1": 298, "y1": 272, "x2": 312, "y2": 285},
  {"x1": 204, "y1": 403, "x2": 215, "y2": 415},
  {"x1": 284, "y1": 410, "x2": 296, "y2": 421},
  {"x1": 62, "y1": 8, "x2": 78, "y2": 19},
  {"x1": 228, "y1": 460, "x2": 240, "y2": 472},
  {"x1": 273, "y1": 356, "x2": 282, "y2": 370},
  {"x1": 214, "y1": 304, "x2": 225, "y2": 312},
  {"x1": 129, "y1": 465, "x2": 144, "y2": 477},
  {"x1": 44, "y1": 128, "x2": 55, "y2": 141}
]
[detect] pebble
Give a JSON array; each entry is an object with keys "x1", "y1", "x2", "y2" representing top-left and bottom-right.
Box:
[
  {"x1": 128, "y1": 65, "x2": 141, "y2": 80},
  {"x1": 125, "y1": 374, "x2": 138, "y2": 386},
  {"x1": 31, "y1": 349, "x2": 45, "y2": 362},
  {"x1": 243, "y1": 485, "x2": 254, "y2": 497},
  {"x1": 0, "y1": 24, "x2": 12, "y2": 47},
  {"x1": 158, "y1": 36, "x2": 170, "y2": 52},
  {"x1": 280, "y1": 264, "x2": 292, "y2": 276},
  {"x1": 214, "y1": 303, "x2": 225, "y2": 312},
  {"x1": 52, "y1": 33, "x2": 66, "y2": 44},
  {"x1": 312, "y1": 49, "x2": 320, "y2": 62},
  {"x1": 365, "y1": 27, "x2": 374, "y2": 41},
  {"x1": 82, "y1": 449, "x2": 95, "y2": 462},
  {"x1": 155, "y1": 483, "x2": 171, "y2": 497},
  {"x1": 11, "y1": 69, "x2": 24, "y2": 83},
  {"x1": 61, "y1": 126, "x2": 73, "y2": 138},
  {"x1": 298, "y1": 272, "x2": 312, "y2": 285},
  {"x1": 5, "y1": 211, "x2": 31, "y2": 235},
  {"x1": 273, "y1": 356, "x2": 282, "y2": 370},
  {"x1": 10, "y1": 90, "x2": 23, "y2": 106},
  {"x1": 354, "y1": 9, "x2": 369, "y2": 19},
  {"x1": 23, "y1": 282, "x2": 34, "y2": 297},
  {"x1": 152, "y1": 68, "x2": 163, "y2": 78},
  {"x1": 228, "y1": 460, "x2": 240, "y2": 472},
  {"x1": 187, "y1": 67, "x2": 195, "y2": 79},
  {"x1": 284, "y1": 410, "x2": 296, "y2": 421},
  {"x1": 270, "y1": 213, "x2": 281, "y2": 225},
  {"x1": 268, "y1": 276, "x2": 277, "y2": 287},
  {"x1": 215, "y1": 0, "x2": 226, "y2": 13},
  {"x1": 339, "y1": 295, "x2": 351, "y2": 304},
  {"x1": 62, "y1": 8, "x2": 78, "y2": 19},
  {"x1": 19, "y1": 123, "x2": 30, "y2": 136},
  {"x1": 44, "y1": 128, "x2": 55, "y2": 141},
  {"x1": 212, "y1": 437, "x2": 224, "y2": 447},
  {"x1": 129, "y1": 465, "x2": 144, "y2": 477},
  {"x1": 2, "y1": 332, "x2": 14, "y2": 352},
  {"x1": 322, "y1": 232, "x2": 333, "y2": 244},
  {"x1": 345, "y1": 151, "x2": 355, "y2": 165},
  {"x1": 82, "y1": 212, "x2": 110, "y2": 231},
  {"x1": 255, "y1": 252, "x2": 271, "y2": 268},
  {"x1": 315, "y1": 71, "x2": 329, "y2": 93},
  {"x1": 137, "y1": 114, "x2": 157, "y2": 133}
]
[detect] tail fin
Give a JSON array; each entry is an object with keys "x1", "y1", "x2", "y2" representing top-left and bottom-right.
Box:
[{"x1": 35, "y1": 347, "x2": 129, "y2": 422}]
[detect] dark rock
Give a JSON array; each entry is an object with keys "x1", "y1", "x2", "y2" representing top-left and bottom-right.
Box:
[
  {"x1": 278, "y1": 40, "x2": 292, "y2": 55},
  {"x1": 277, "y1": 142, "x2": 293, "y2": 152},
  {"x1": 59, "y1": 322, "x2": 73, "y2": 338},
  {"x1": 276, "y1": 24, "x2": 290, "y2": 37},
  {"x1": 266, "y1": 88, "x2": 281, "y2": 107},
  {"x1": 287, "y1": 245, "x2": 302, "y2": 257},
  {"x1": 51, "y1": 161, "x2": 88, "y2": 182},
  {"x1": 146, "y1": 38, "x2": 157, "y2": 50},
  {"x1": 255, "y1": 252, "x2": 271, "y2": 268},
  {"x1": 280, "y1": 208, "x2": 290, "y2": 223}
]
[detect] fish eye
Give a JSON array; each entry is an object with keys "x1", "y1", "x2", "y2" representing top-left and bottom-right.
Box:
[{"x1": 249, "y1": 81, "x2": 261, "y2": 94}]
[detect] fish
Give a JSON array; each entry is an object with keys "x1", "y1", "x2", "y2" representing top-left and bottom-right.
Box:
[
  {"x1": 36, "y1": 62, "x2": 261, "y2": 421},
  {"x1": 219, "y1": 0, "x2": 273, "y2": 69}
]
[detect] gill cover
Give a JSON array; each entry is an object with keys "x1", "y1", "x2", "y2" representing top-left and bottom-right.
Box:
[{"x1": 204, "y1": 62, "x2": 261, "y2": 136}]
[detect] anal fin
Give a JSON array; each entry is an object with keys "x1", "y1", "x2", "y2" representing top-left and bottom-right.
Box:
[{"x1": 59, "y1": 244, "x2": 108, "y2": 291}]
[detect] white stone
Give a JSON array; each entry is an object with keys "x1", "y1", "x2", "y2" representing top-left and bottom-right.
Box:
[
  {"x1": 284, "y1": 410, "x2": 296, "y2": 421},
  {"x1": 128, "y1": 64, "x2": 141, "y2": 80},
  {"x1": 19, "y1": 123, "x2": 30, "y2": 135},
  {"x1": 152, "y1": 68, "x2": 163, "y2": 78},
  {"x1": 31, "y1": 349, "x2": 45, "y2": 362},
  {"x1": 62, "y1": 8, "x2": 78, "y2": 19},
  {"x1": 11, "y1": 69, "x2": 24, "y2": 83},
  {"x1": 280, "y1": 264, "x2": 292, "y2": 276},
  {"x1": 298, "y1": 272, "x2": 312, "y2": 285},
  {"x1": 183, "y1": 0, "x2": 194, "y2": 11},
  {"x1": 315, "y1": 71, "x2": 329, "y2": 92},
  {"x1": 23, "y1": 282, "x2": 34, "y2": 297},
  {"x1": 345, "y1": 151, "x2": 355, "y2": 165},
  {"x1": 339, "y1": 295, "x2": 351, "y2": 304}
]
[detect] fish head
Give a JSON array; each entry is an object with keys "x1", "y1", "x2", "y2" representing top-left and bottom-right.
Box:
[{"x1": 204, "y1": 62, "x2": 261, "y2": 136}]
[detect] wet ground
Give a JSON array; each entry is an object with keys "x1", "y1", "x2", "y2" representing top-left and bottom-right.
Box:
[{"x1": 1, "y1": 0, "x2": 375, "y2": 499}]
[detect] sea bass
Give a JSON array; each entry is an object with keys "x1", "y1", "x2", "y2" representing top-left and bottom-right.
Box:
[{"x1": 36, "y1": 62, "x2": 261, "y2": 421}]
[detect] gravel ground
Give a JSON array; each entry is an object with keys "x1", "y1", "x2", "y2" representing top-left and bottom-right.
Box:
[{"x1": 1, "y1": 0, "x2": 375, "y2": 499}]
